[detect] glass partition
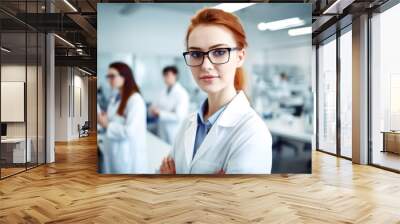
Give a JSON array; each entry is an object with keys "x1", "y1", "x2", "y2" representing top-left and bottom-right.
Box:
[
  {"x1": 370, "y1": 3, "x2": 400, "y2": 171},
  {"x1": 339, "y1": 27, "x2": 352, "y2": 158},
  {"x1": 1, "y1": 30, "x2": 28, "y2": 177},
  {"x1": 317, "y1": 36, "x2": 337, "y2": 155},
  {"x1": 0, "y1": 1, "x2": 46, "y2": 179}
]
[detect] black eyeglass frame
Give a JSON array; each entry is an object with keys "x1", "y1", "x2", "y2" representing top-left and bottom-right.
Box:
[
  {"x1": 106, "y1": 74, "x2": 118, "y2": 79},
  {"x1": 182, "y1": 47, "x2": 240, "y2": 67}
]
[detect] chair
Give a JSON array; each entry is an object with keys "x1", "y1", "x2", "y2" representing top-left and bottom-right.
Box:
[{"x1": 78, "y1": 121, "x2": 90, "y2": 138}]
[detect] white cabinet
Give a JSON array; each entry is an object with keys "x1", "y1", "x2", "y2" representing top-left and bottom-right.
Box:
[{"x1": 1, "y1": 138, "x2": 32, "y2": 163}]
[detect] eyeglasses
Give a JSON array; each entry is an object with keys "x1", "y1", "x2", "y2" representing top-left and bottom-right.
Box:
[
  {"x1": 183, "y1": 47, "x2": 240, "y2": 67},
  {"x1": 106, "y1": 74, "x2": 117, "y2": 79}
]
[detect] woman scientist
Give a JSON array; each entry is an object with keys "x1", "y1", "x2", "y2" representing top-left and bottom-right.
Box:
[
  {"x1": 98, "y1": 62, "x2": 148, "y2": 174},
  {"x1": 160, "y1": 8, "x2": 272, "y2": 174}
]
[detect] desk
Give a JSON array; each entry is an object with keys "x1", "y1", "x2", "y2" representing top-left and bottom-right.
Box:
[
  {"x1": 97, "y1": 131, "x2": 171, "y2": 174},
  {"x1": 1, "y1": 138, "x2": 32, "y2": 163},
  {"x1": 265, "y1": 117, "x2": 312, "y2": 143},
  {"x1": 146, "y1": 132, "x2": 171, "y2": 173},
  {"x1": 381, "y1": 131, "x2": 400, "y2": 154}
]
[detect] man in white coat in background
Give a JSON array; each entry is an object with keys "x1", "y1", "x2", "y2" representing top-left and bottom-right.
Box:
[{"x1": 150, "y1": 66, "x2": 190, "y2": 145}]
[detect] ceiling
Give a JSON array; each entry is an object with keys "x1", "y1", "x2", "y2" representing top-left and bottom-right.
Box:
[
  {"x1": 0, "y1": 0, "x2": 392, "y2": 75},
  {"x1": 98, "y1": 3, "x2": 311, "y2": 56}
]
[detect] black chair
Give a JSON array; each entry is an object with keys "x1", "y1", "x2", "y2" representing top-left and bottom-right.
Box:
[{"x1": 78, "y1": 121, "x2": 90, "y2": 138}]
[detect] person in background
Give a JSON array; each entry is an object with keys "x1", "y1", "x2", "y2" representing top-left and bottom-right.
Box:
[
  {"x1": 97, "y1": 86, "x2": 109, "y2": 112},
  {"x1": 149, "y1": 66, "x2": 190, "y2": 145},
  {"x1": 159, "y1": 8, "x2": 272, "y2": 174},
  {"x1": 278, "y1": 72, "x2": 291, "y2": 100},
  {"x1": 98, "y1": 62, "x2": 148, "y2": 174}
]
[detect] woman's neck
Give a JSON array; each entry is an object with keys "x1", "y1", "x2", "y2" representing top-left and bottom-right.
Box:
[{"x1": 204, "y1": 86, "x2": 237, "y2": 120}]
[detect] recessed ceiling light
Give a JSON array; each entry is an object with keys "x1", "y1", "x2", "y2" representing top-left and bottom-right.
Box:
[
  {"x1": 63, "y1": 0, "x2": 78, "y2": 12},
  {"x1": 322, "y1": 0, "x2": 353, "y2": 15},
  {"x1": 78, "y1": 67, "x2": 92, "y2": 76},
  {"x1": 1, "y1": 47, "x2": 11, "y2": 53},
  {"x1": 258, "y1": 17, "x2": 305, "y2": 31},
  {"x1": 54, "y1": 34, "x2": 75, "y2": 48},
  {"x1": 288, "y1": 27, "x2": 312, "y2": 36},
  {"x1": 213, "y1": 3, "x2": 256, "y2": 13}
]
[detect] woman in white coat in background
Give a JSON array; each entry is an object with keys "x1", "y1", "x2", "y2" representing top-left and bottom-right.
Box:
[
  {"x1": 159, "y1": 8, "x2": 272, "y2": 174},
  {"x1": 98, "y1": 62, "x2": 148, "y2": 174}
]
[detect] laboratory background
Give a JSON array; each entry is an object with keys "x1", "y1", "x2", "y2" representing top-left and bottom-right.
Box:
[{"x1": 97, "y1": 3, "x2": 313, "y2": 174}]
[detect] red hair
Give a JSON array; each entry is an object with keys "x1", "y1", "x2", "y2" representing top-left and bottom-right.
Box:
[
  {"x1": 109, "y1": 62, "x2": 140, "y2": 116},
  {"x1": 185, "y1": 8, "x2": 248, "y2": 91}
]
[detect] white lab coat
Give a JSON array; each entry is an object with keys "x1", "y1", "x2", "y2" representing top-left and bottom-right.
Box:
[
  {"x1": 154, "y1": 82, "x2": 189, "y2": 145},
  {"x1": 169, "y1": 91, "x2": 272, "y2": 174},
  {"x1": 103, "y1": 92, "x2": 148, "y2": 174}
]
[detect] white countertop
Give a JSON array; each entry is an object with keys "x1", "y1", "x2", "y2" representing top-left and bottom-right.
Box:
[
  {"x1": 1, "y1": 137, "x2": 30, "y2": 143},
  {"x1": 264, "y1": 117, "x2": 312, "y2": 143},
  {"x1": 98, "y1": 131, "x2": 172, "y2": 174},
  {"x1": 146, "y1": 131, "x2": 172, "y2": 173}
]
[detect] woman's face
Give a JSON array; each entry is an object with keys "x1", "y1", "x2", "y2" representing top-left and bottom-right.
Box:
[
  {"x1": 107, "y1": 67, "x2": 124, "y2": 89},
  {"x1": 187, "y1": 25, "x2": 245, "y2": 94}
]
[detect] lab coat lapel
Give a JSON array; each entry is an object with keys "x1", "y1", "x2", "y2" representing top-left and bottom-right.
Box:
[
  {"x1": 190, "y1": 91, "x2": 250, "y2": 168},
  {"x1": 217, "y1": 91, "x2": 250, "y2": 127},
  {"x1": 190, "y1": 124, "x2": 219, "y2": 167},
  {"x1": 183, "y1": 115, "x2": 197, "y2": 168}
]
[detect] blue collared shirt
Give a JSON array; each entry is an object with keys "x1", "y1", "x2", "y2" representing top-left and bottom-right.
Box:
[
  {"x1": 115, "y1": 93, "x2": 121, "y2": 102},
  {"x1": 192, "y1": 100, "x2": 226, "y2": 159}
]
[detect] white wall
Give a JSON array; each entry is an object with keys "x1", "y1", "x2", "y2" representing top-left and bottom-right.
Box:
[
  {"x1": 55, "y1": 67, "x2": 68, "y2": 141},
  {"x1": 1, "y1": 65, "x2": 26, "y2": 136},
  {"x1": 263, "y1": 45, "x2": 312, "y2": 81},
  {"x1": 72, "y1": 74, "x2": 89, "y2": 138},
  {"x1": 1, "y1": 65, "x2": 39, "y2": 138},
  {"x1": 54, "y1": 67, "x2": 89, "y2": 141}
]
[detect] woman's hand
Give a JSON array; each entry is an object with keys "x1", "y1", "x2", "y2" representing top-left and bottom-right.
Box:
[
  {"x1": 160, "y1": 156, "x2": 176, "y2": 174},
  {"x1": 98, "y1": 112, "x2": 108, "y2": 128},
  {"x1": 215, "y1": 169, "x2": 225, "y2": 175},
  {"x1": 149, "y1": 105, "x2": 160, "y2": 117}
]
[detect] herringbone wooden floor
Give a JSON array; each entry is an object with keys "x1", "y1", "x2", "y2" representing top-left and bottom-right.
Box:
[{"x1": 0, "y1": 135, "x2": 400, "y2": 224}]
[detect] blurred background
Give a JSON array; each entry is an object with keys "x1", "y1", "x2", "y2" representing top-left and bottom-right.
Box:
[{"x1": 97, "y1": 3, "x2": 313, "y2": 173}]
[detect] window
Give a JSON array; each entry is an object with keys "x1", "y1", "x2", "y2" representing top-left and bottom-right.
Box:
[
  {"x1": 339, "y1": 28, "x2": 352, "y2": 158},
  {"x1": 317, "y1": 36, "x2": 337, "y2": 154},
  {"x1": 370, "y1": 2, "x2": 400, "y2": 171}
]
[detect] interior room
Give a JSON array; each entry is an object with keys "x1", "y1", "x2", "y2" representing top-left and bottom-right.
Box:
[
  {"x1": 0, "y1": 24, "x2": 46, "y2": 178},
  {"x1": 0, "y1": 0, "x2": 399, "y2": 223}
]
